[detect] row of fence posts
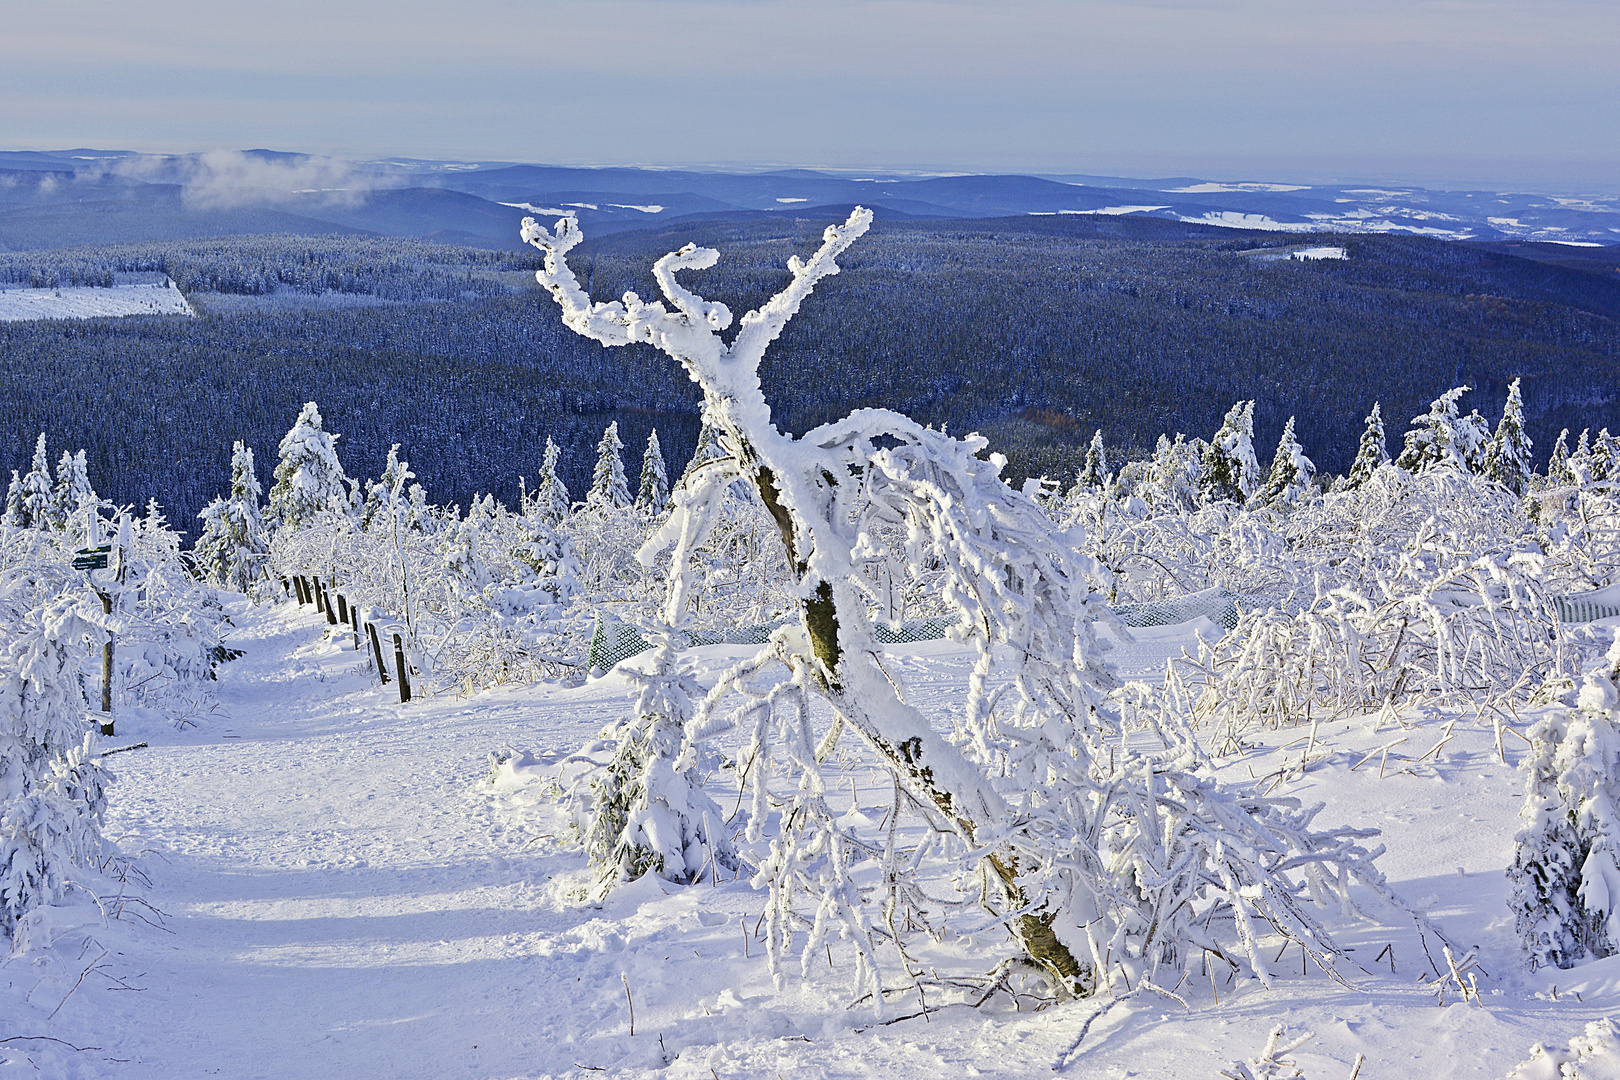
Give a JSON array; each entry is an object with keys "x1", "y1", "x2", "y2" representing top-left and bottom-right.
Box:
[{"x1": 284, "y1": 574, "x2": 412, "y2": 703}]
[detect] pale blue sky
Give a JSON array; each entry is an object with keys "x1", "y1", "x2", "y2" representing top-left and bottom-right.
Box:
[{"x1": 3, "y1": 0, "x2": 1616, "y2": 190}]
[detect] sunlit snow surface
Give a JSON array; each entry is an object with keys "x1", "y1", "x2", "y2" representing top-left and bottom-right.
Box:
[
  {"x1": 3, "y1": 600, "x2": 1616, "y2": 1078},
  {"x1": 0, "y1": 280, "x2": 193, "y2": 322}
]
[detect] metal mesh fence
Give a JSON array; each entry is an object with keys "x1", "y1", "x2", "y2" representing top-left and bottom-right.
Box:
[
  {"x1": 1110, "y1": 588, "x2": 1275, "y2": 631},
  {"x1": 1555, "y1": 583, "x2": 1620, "y2": 624}
]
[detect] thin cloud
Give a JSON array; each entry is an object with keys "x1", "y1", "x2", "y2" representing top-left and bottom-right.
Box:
[{"x1": 112, "y1": 150, "x2": 401, "y2": 210}]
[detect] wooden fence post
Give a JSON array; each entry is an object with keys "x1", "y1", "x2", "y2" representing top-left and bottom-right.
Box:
[
  {"x1": 336, "y1": 592, "x2": 349, "y2": 626},
  {"x1": 350, "y1": 604, "x2": 361, "y2": 651},
  {"x1": 368, "y1": 623, "x2": 390, "y2": 683},
  {"x1": 294, "y1": 576, "x2": 308, "y2": 605},
  {"x1": 324, "y1": 581, "x2": 340, "y2": 627},
  {"x1": 393, "y1": 633, "x2": 413, "y2": 703}
]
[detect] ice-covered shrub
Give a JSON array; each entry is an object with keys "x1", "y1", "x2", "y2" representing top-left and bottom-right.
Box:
[
  {"x1": 1509, "y1": 639, "x2": 1620, "y2": 970},
  {"x1": 0, "y1": 593, "x2": 112, "y2": 940},
  {"x1": 519, "y1": 206, "x2": 1457, "y2": 1007},
  {"x1": 1503, "y1": 1018, "x2": 1620, "y2": 1080}
]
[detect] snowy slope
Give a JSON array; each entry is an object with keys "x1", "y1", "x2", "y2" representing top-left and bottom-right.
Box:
[
  {"x1": 0, "y1": 599, "x2": 1614, "y2": 1078},
  {"x1": 0, "y1": 280, "x2": 193, "y2": 322}
]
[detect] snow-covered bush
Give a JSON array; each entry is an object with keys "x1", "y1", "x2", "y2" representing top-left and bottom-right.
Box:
[
  {"x1": 0, "y1": 592, "x2": 112, "y2": 941},
  {"x1": 1503, "y1": 1018, "x2": 1620, "y2": 1080},
  {"x1": 572, "y1": 639, "x2": 736, "y2": 899},
  {"x1": 1510, "y1": 638, "x2": 1620, "y2": 970}
]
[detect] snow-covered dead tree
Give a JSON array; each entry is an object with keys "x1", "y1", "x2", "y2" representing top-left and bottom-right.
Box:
[{"x1": 520, "y1": 208, "x2": 1456, "y2": 1005}]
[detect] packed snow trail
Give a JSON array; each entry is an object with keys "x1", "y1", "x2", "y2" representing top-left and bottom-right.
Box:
[{"x1": 4, "y1": 598, "x2": 1617, "y2": 1079}]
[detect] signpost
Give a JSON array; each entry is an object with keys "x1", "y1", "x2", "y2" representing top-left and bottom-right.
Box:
[{"x1": 75, "y1": 544, "x2": 115, "y2": 735}]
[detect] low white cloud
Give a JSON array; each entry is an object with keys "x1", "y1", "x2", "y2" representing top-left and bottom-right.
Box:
[{"x1": 112, "y1": 150, "x2": 400, "y2": 210}]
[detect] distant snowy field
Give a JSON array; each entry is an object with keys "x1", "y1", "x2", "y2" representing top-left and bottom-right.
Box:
[
  {"x1": 3, "y1": 600, "x2": 1616, "y2": 1079},
  {"x1": 0, "y1": 280, "x2": 193, "y2": 322}
]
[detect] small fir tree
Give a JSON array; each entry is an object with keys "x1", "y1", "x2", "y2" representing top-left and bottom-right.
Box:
[
  {"x1": 1591, "y1": 429, "x2": 1617, "y2": 484},
  {"x1": 1342, "y1": 403, "x2": 1390, "y2": 489},
  {"x1": 1198, "y1": 401, "x2": 1259, "y2": 505},
  {"x1": 1068, "y1": 430, "x2": 1109, "y2": 497},
  {"x1": 18, "y1": 435, "x2": 57, "y2": 531},
  {"x1": 1481, "y1": 378, "x2": 1535, "y2": 496},
  {"x1": 1395, "y1": 386, "x2": 1489, "y2": 474},
  {"x1": 268, "y1": 402, "x2": 351, "y2": 529},
  {"x1": 580, "y1": 641, "x2": 737, "y2": 899},
  {"x1": 635, "y1": 429, "x2": 670, "y2": 515},
  {"x1": 4, "y1": 472, "x2": 22, "y2": 528},
  {"x1": 534, "y1": 437, "x2": 571, "y2": 525},
  {"x1": 587, "y1": 421, "x2": 631, "y2": 511},
  {"x1": 0, "y1": 594, "x2": 112, "y2": 940},
  {"x1": 1255, "y1": 415, "x2": 1316, "y2": 508},
  {"x1": 1548, "y1": 429, "x2": 1574, "y2": 486},
  {"x1": 1509, "y1": 639, "x2": 1620, "y2": 970},
  {"x1": 52, "y1": 450, "x2": 95, "y2": 535}
]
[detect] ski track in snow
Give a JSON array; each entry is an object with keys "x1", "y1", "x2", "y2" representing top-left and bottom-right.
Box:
[{"x1": 2, "y1": 599, "x2": 1615, "y2": 1078}]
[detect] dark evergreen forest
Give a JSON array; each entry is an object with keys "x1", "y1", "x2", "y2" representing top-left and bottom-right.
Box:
[{"x1": 2, "y1": 216, "x2": 1616, "y2": 532}]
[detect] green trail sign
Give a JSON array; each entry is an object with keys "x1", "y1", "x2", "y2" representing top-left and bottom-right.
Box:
[{"x1": 73, "y1": 544, "x2": 111, "y2": 571}]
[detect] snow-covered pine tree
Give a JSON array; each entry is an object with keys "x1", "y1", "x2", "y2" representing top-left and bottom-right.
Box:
[
  {"x1": 522, "y1": 207, "x2": 1450, "y2": 1004},
  {"x1": 1199, "y1": 401, "x2": 1259, "y2": 505},
  {"x1": 534, "y1": 437, "x2": 571, "y2": 526},
  {"x1": 635, "y1": 428, "x2": 670, "y2": 515},
  {"x1": 1482, "y1": 378, "x2": 1535, "y2": 496},
  {"x1": 1548, "y1": 429, "x2": 1574, "y2": 486},
  {"x1": 361, "y1": 445, "x2": 414, "y2": 531},
  {"x1": 1342, "y1": 402, "x2": 1389, "y2": 489},
  {"x1": 52, "y1": 450, "x2": 96, "y2": 536},
  {"x1": 4, "y1": 472, "x2": 22, "y2": 528},
  {"x1": 586, "y1": 421, "x2": 631, "y2": 511},
  {"x1": 18, "y1": 435, "x2": 57, "y2": 531},
  {"x1": 268, "y1": 402, "x2": 351, "y2": 529},
  {"x1": 1591, "y1": 429, "x2": 1617, "y2": 484},
  {"x1": 512, "y1": 508, "x2": 580, "y2": 606},
  {"x1": 580, "y1": 640, "x2": 736, "y2": 899},
  {"x1": 219, "y1": 442, "x2": 269, "y2": 593},
  {"x1": 1255, "y1": 415, "x2": 1316, "y2": 508},
  {"x1": 679, "y1": 411, "x2": 726, "y2": 492},
  {"x1": 1509, "y1": 638, "x2": 1620, "y2": 970},
  {"x1": 1395, "y1": 386, "x2": 1489, "y2": 475},
  {"x1": 1068, "y1": 429, "x2": 1109, "y2": 497},
  {"x1": 0, "y1": 594, "x2": 112, "y2": 940}
]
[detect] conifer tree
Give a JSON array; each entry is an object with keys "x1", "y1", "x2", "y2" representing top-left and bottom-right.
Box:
[
  {"x1": 587, "y1": 421, "x2": 631, "y2": 511},
  {"x1": 1481, "y1": 378, "x2": 1535, "y2": 495},
  {"x1": 635, "y1": 429, "x2": 670, "y2": 515},
  {"x1": 1068, "y1": 430, "x2": 1108, "y2": 497},
  {"x1": 1256, "y1": 416, "x2": 1316, "y2": 508},
  {"x1": 1548, "y1": 429, "x2": 1574, "y2": 486},
  {"x1": 1342, "y1": 403, "x2": 1390, "y2": 490},
  {"x1": 4, "y1": 472, "x2": 22, "y2": 528},
  {"x1": 18, "y1": 435, "x2": 56, "y2": 531},
  {"x1": 52, "y1": 450, "x2": 95, "y2": 534},
  {"x1": 361, "y1": 445, "x2": 414, "y2": 531},
  {"x1": 268, "y1": 402, "x2": 351, "y2": 529},
  {"x1": 1395, "y1": 386, "x2": 1488, "y2": 474},
  {"x1": 1591, "y1": 429, "x2": 1617, "y2": 484},
  {"x1": 1198, "y1": 401, "x2": 1259, "y2": 505},
  {"x1": 0, "y1": 594, "x2": 111, "y2": 939},
  {"x1": 534, "y1": 437, "x2": 571, "y2": 526},
  {"x1": 680, "y1": 412, "x2": 726, "y2": 491}
]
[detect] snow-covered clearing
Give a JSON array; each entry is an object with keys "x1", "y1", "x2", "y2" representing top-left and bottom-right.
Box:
[
  {"x1": 1, "y1": 597, "x2": 1611, "y2": 1078},
  {"x1": 0, "y1": 281, "x2": 193, "y2": 322}
]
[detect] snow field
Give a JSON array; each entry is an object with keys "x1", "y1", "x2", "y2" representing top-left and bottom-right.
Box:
[
  {"x1": 0, "y1": 281, "x2": 193, "y2": 322},
  {"x1": 2, "y1": 600, "x2": 1615, "y2": 1078}
]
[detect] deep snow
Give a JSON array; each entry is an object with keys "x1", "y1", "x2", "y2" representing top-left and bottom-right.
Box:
[{"x1": 1, "y1": 599, "x2": 1614, "y2": 1078}]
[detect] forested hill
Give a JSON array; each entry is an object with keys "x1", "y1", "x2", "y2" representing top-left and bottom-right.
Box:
[{"x1": 0, "y1": 215, "x2": 1615, "y2": 530}]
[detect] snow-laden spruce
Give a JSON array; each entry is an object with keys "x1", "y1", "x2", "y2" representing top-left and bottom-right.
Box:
[
  {"x1": 519, "y1": 207, "x2": 1457, "y2": 1006},
  {"x1": 635, "y1": 429, "x2": 670, "y2": 516},
  {"x1": 0, "y1": 593, "x2": 111, "y2": 941},
  {"x1": 193, "y1": 441, "x2": 270, "y2": 596},
  {"x1": 1200, "y1": 400, "x2": 1259, "y2": 505},
  {"x1": 268, "y1": 402, "x2": 351, "y2": 529},
  {"x1": 1510, "y1": 637, "x2": 1620, "y2": 970},
  {"x1": 587, "y1": 421, "x2": 631, "y2": 512}
]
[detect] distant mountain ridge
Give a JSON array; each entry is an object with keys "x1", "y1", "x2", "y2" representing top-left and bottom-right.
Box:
[{"x1": 1, "y1": 149, "x2": 1616, "y2": 254}]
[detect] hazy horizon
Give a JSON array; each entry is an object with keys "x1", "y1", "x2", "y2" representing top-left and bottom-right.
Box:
[{"x1": 3, "y1": 1, "x2": 1616, "y2": 196}]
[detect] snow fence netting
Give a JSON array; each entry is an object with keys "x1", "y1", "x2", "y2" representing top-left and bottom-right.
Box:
[{"x1": 586, "y1": 613, "x2": 957, "y2": 674}]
